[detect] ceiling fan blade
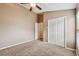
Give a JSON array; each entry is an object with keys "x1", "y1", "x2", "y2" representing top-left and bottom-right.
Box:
[
  {"x1": 36, "y1": 5, "x2": 42, "y2": 10},
  {"x1": 30, "y1": 7, "x2": 32, "y2": 11}
]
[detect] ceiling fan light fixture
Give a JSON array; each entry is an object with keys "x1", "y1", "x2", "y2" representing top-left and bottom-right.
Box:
[{"x1": 30, "y1": 3, "x2": 36, "y2": 7}]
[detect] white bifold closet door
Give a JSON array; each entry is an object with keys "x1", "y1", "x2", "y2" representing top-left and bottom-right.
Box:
[{"x1": 48, "y1": 17, "x2": 65, "y2": 47}]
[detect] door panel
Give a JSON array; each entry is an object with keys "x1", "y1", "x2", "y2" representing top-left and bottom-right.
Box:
[{"x1": 48, "y1": 17, "x2": 65, "y2": 47}]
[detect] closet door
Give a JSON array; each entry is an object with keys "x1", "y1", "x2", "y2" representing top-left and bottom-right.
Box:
[
  {"x1": 48, "y1": 19, "x2": 57, "y2": 44},
  {"x1": 48, "y1": 17, "x2": 65, "y2": 47}
]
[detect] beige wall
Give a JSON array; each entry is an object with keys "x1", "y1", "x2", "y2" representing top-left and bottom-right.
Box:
[
  {"x1": 0, "y1": 3, "x2": 37, "y2": 49},
  {"x1": 43, "y1": 9, "x2": 76, "y2": 49}
]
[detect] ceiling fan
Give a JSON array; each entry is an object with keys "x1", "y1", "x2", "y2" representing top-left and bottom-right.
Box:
[{"x1": 20, "y1": 3, "x2": 42, "y2": 11}]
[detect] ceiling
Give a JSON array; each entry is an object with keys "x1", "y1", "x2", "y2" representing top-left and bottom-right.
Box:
[{"x1": 20, "y1": 3, "x2": 77, "y2": 13}]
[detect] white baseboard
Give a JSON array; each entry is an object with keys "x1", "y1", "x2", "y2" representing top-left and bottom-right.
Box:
[
  {"x1": 0, "y1": 40, "x2": 33, "y2": 50},
  {"x1": 66, "y1": 48, "x2": 76, "y2": 51}
]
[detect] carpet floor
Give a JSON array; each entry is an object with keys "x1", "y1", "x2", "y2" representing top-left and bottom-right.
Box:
[{"x1": 0, "y1": 40, "x2": 76, "y2": 56}]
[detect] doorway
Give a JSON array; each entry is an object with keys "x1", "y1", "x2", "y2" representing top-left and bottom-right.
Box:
[{"x1": 35, "y1": 23, "x2": 39, "y2": 40}]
